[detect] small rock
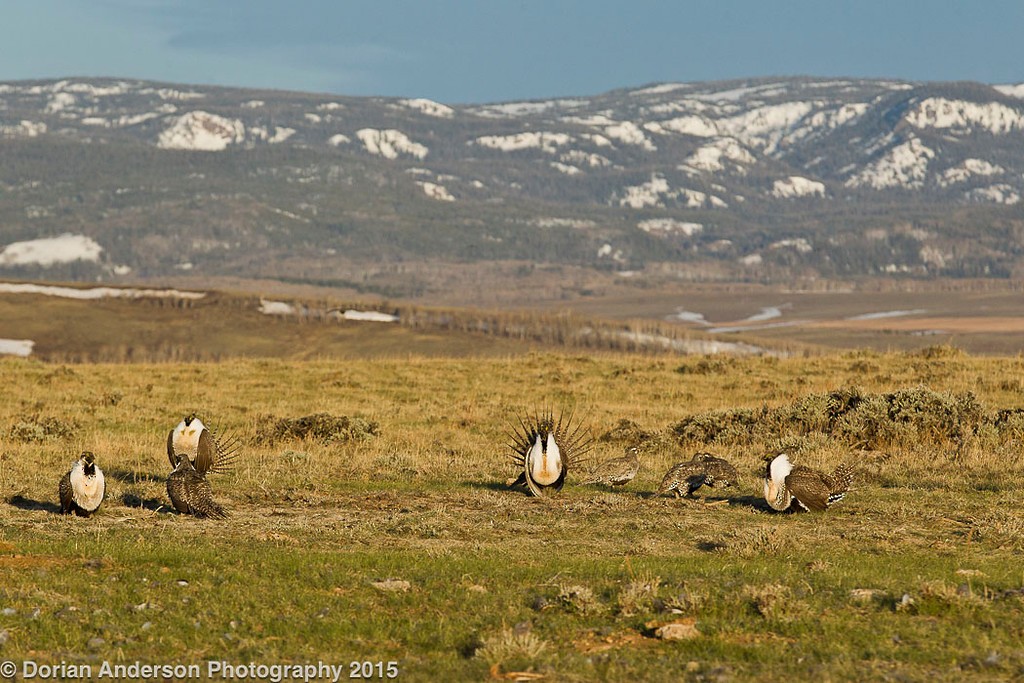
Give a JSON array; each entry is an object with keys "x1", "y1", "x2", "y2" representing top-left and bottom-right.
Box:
[
  {"x1": 87, "y1": 637, "x2": 105, "y2": 649},
  {"x1": 686, "y1": 661, "x2": 700, "y2": 673},
  {"x1": 0, "y1": 629, "x2": 8, "y2": 645},
  {"x1": 984, "y1": 652, "x2": 1000, "y2": 666},
  {"x1": 83, "y1": 558, "x2": 104, "y2": 570},
  {"x1": 29, "y1": 608, "x2": 41, "y2": 619},
  {"x1": 896, "y1": 593, "x2": 916, "y2": 613},
  {"x1": 467, "y1": 584, "x2": 487, "y2": 594},
  {"x1": 955, "y1": 569, "x2": 985, "y2": 578},
  {"x1": 652, "y1": 619, "x2": 700, "y2": 641},
  {"x1": 1, "y1": 607, "x2": 15, "y2": 616},
  {"x1": 141, "y1": 622, "x2": 152, "y2": 631},
  {"x1": 956, "y1": 583, "x2": 972, "y2": 597},
  {"x1": 176, "y1": 579, "x2": 189, "y2": 587},
  {"x1": 371, "y1": 578, "x2": 411, "y2": 593},
  {"x1": 314, "y1": 608, "x2": 330, "y2": 619},
  {"x1": 530, "y1": 596, "x2": 548, "y2": 611},
  {"x1": 512, "y1": 621, "x2": 531, "y2": 636}
]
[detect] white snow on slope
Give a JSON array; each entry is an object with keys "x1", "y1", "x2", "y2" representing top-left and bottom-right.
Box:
[
  {"x1": 965, "y1": 184, "x2": 1021, "y2": 205},
  {"x1": 637, "y1": 218, "x2": 702, "y2": 236},
  {"x1": 0, "y1": 233, "x2": 103, "y2": 266},
  {"x1": 356, "y1": 129, "x2": 428, "y2": 160},
  {"x1": 472, "y1": 131, "x2": 572, "y2": 154},
  {"x1": 631, "y1": 83, "x2": 689, "y2": 96},
  {"x1": 0, "y1": 121, "x2": 47, "y2": 137},
  {"x1": 905, "y1": 97, "x2": 1024, "y2": 134},
  {"x1": 644, "y1": 115, "x2": 717, "y2": 138},
  {"x1": 418, "y1": 181, "x2": 455, "y2": 201},
  {"x1": 45, "y1": 92, "x2": 76, "y2": 113},
  {"x1": 328, "y1": 134, "x2": 350, "y2": 146},
  {"x1": 550, "y1": 162, "x2": 581, "y2": 175},
  {"x1": 0, "y1": 282, "x2": 206, "y2": 300},
  {"x1": 401, "y1": 98, "x2": 454, "y2": 118},
  {"x1": 0, "y1": 339, "x2": 34, "y2": 357},
  {"x1": 938, "y1": 158, "x2": 1004, "y2": 186},
  {"x1": 770, "y1": 238, "x2": 813, "y2": 253},
  {"x1": 617, "y1": 175, "x2": 672, "y2": 208},
  {"x1": 772, "y1": 176, "x2": 825, "y2": 198},
  {"x1": 682, "y1": 137, "x2": 754, "y2": 173},
  {"x1": 994, "y1": 84, "x2": 1024, "y2": 98},
  {"x1": 157, "y1": 111, "x2": 245, "y2": 150},
  {"x1": 847, "y1": 309, "x2": 926, "y2": 320},
  {"x1": 717, "y1": 101, "x2": 814, "y2": 151},
  {"x1": 680, "y1": 188, "x2": 728, "y2": 209},
  {"x1": 845, "y1": 137, "x2": 935, "y2": 189},
  {"x1": 251, "y1": 126, "x2": 296, "y2": 144},
  {"x1": 603, "y1": 120, "x2": 656, "y2": 150},
  {"x1": 559, "y1": 149, "x2": 611, "y2": 167},
  {"x1": 469, "y1": 99, "x2": 588, "y2": 118}
]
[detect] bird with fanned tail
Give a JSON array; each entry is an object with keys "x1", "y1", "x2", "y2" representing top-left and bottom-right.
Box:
[
  {"x1": 59, "y1": 451, "x2": 105, "y2": 517},
  {"x1": 167, "y1": 453, "x2": 228, "y2": 518},
  {"x1": 580, "y1": 446, "x2": 640, "y2": 488},
  {"x1": 506, "y1": 408, "x2": 593, "y2": 496},
  {"x1": 763, "y1": 452, "x2": 853, "y2": 512},
  {"x1": 656, "y1": 452, "x2": 739, "y2": 499},
  {"x1": 167, "y1": 413, "x2": 239, "y2": 475}
]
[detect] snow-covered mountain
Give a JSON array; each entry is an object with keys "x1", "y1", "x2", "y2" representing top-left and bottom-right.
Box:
[{"x1": 2, "y1": 76, "x2": 1024, "y2": 286}]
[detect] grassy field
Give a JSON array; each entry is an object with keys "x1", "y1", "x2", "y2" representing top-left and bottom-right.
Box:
[{"x1": 2, "y1": 350, "x2": 1024, "y2": 681}]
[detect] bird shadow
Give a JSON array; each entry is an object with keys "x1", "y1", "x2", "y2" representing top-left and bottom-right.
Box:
[
  {"x1": 106, "y1": 468, "x2": 165, "y2": 485},
  {"x1": 120, "y1": 493, "x2": 170, "y2": 513},
  {"x1": 461, "y1": 480, "x2": 518, "y2": 492},
  {"x1": 724, "y1": 494, "x2": 776, "y2": 512},
  {"x1": 8, "y1": 495, "x2": 62, "y2": 514}
]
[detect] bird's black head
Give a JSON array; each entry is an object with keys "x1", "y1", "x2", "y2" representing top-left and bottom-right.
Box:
[
  {"x1": 81, "y1": 451, "x2": 96, "y2": 475},
  {"x1": 172, "y1": 452, "x2": 192, "y2": 470},
  {"x1": 183, "y1": 413, "x2": 197, "y2": 426}
]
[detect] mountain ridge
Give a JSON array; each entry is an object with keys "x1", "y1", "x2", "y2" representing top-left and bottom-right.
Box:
[{"x1": 2, "y1": 75, "x2": 1024, "y2": 295}]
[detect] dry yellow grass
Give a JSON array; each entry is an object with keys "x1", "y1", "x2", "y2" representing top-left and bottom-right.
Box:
[{"x1": 1, "y1": 350, "x2": 1023, "y2": 680}]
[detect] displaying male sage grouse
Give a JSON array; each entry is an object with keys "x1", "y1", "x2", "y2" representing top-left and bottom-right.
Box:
[
  {"x1": 580, "y1": 446, "x2": 640, "y2": 487},
  {"x1": 59, "y1": 451, "x2": 105, "y2": 516},
  {"x1": 167, "y1": 413, "x2": 239, "y2": 474},
  {"x1": 763, "y1": 452, "x2": 854, "y2": 512},
  {"x1": 167, "y1": 453, "x2": 227, "y2": 518},
  {"x1": 507, "y1": 408, "x2": 594, "y2": 496},
  {"x1": 656, "y1": 452, "x2": 739, "y2": 498}
]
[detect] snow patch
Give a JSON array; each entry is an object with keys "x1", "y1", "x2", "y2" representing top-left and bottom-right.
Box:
[
  {"x1": 401, "y1": 98, "x2": 454, "y2": 118},
  {"x1": 418, "y1": 181, "x2": 455, "y2": 201},
  {"x1": 905, "y1": 97, "x2": 1024, "y2": 134},
  {"x1": 0, "y1": 233, "x2": 103, "y2": 266},
  {"x1": 681, "y1": 137, "x2": 754, "y2": 173},
  {"x1": 772, "y1": 176, "x2": 825, "y2": 198},
  {"x1": 845, "y1": 137, "x2": 935, "y2": 189},
  {"x1": 993, "y1": 84, "x2": 1024, "y2": 99},
  {"x1": 938, "y1": 158, "x2": 1005, "y2": 186},
  {"x1": 965, "y1": 184, "x2": 1021, "y2": 205},
  {"x1": 770, "y1": 238, "x2": 813, "y2": 253},
  {"x1": 637, "y1": 218, "x2": 703, "y2": 236},
  {"x1": 550, "y1": 162, "x2": 581, "y2": 175},
  {"x1": 603, "y1": 121, "x2": 656, "y2": 150},
  {"x1": 259, "y1": 299, "x2": 296, "y2": 315},
  {"x1": 472, "y1": 131, "x2": 572, "y2": 154},
  {"x1": 328, "y1": 133, "x2": 350, "y2": 146},
  {"x1": 0, "y1": 282, "x2": 205, "y2": 300},
  {"x1": 0, "y1": 120, "x2": 47, "y2": 137},
  {"x1": 469, "y1": 99, "x2": 588, "y2": 118},
  {"x1": 0, "y1": 339, "x2": 34, "y2": 357},
  {"x1": 847, "y1": 309, "x2": 926, "y2": 321},
  {"x1": 157, "y1": 111, "x2": 245, "y2": 151},
  {"x1": 356, "y1": 129, "x2": 428, "y2": 160},
  {"x1": 616, "y1": 174, "x2": 672, "y2": 209},
  {"x1": 644, "y1": 115, "x2": 717, "y2": 138},
  {"x1": 340, "y1": 310, "x2": 398, "y2": 322}
]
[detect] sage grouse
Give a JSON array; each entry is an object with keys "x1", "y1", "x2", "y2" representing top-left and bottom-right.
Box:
[
  {"x1": 656, "y1": 452, "x2": 739, "y2": 498},
  {"x1": 580, "y1": 446, "x2": 640, "y2": 487},
  {"x1": 59, "y1": 451, "x2": 105, "y2": 517},
  {"x1": 167, "y1": 453, "x2": 227, "y2": 518},
  {"x1": 763, "y1": 452, "x2": 854, "y2": 512},
  {"x1": 167, "y1": 413, "x2": 239, "y2": 475},
  {"x1": 507, "y1": 408, "x2": 593, "y2": 496}
]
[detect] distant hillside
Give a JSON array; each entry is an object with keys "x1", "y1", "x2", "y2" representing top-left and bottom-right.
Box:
[{"x1": 2, "y1": 76, "x2": 1024, "y2": 296}]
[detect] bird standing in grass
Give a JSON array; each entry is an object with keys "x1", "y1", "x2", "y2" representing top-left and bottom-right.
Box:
[
  {"x1": 59, "y1": 451, "x2": 105, "y2": 517},
  {"x1": 580, "y1": 446, "x2": 640, "y2": 487},
  {"x1": 763, "y1": 452, "x2": 853, "y2": 512},
  {"x1": 656, "y1": 452, "x2": 739, "y2": 498},
  {"x1": 507, "y1": 408, "x2": 593, "y2": 496},
  {"x1": 167, "y1": 413, "x2": 239, "y2": 474},
  {"x1": 167, "y1": 453, "x2": 227, "y2": 518}
]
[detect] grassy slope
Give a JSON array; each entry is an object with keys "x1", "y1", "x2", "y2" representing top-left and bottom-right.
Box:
[{"x1": 1, "y1": 352, "x2": 1023, "y2": 681}]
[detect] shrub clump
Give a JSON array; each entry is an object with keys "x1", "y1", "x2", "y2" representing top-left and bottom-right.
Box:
[
  {"x1": 255, "y1": 413, "x2": 379, "y2": 445},
  {"x1": 672, "y1": 385, "x2": 997, "y2": 449},
  {"x1": 8, "y1": 415, "x2": 78, "y2": 443}
]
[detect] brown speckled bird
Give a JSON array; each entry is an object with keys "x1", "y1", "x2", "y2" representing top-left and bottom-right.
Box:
[
  {"x1": 166, "y1": 413, "x2": 239, "y2": 475},
  {"x1": 656, "y1": 452, "x2": 738, "y2": 498},
  {"x1": 59, "y1": 451, "x2": 105, "y2": 517},
  {"x1": 580, "y1": 446, "x2": 640, "y2": 487},
  {"x1": 763, "y1": 452, "x2": 853, "y2": 512},
  {"x1": 506, "y1": 408, "x2": 593, "y2": 497},
  {"x1": 167, "y1": 453, "x2": 227, "y2": 518}
]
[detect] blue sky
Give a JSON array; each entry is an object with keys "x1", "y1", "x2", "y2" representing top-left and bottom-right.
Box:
[{"x1": 3, "y1": 1, "x2": 1024, "y2": 104}]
